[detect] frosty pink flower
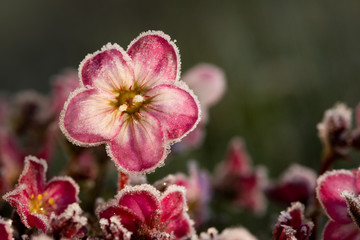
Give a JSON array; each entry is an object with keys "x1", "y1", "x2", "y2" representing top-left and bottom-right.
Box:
[
  {"x1": 213, "y1": 137, "x2": 267, "y2": 214},
  {"x1": 265, "y1": 164, "x2": 316, "y2": 205},
  {"x1": 272, "y1": 202, "x2": 313, "y2": 240},
  {"x1": 96, "y1": 184, "x2": 194, "y2": 240},
  {"x1": 317, "y1": 103, "x2": 352, "y2": 158},
  {"x1": 0, "y1": 217, "x2": 13, "y2": 240},
  {"x1": 2, "y1": 156, "x2": 80, "y2": 232},
  {"x1": 60, "y1": 31, "x2": 200, "y2": 174},
  {"x1": 177, "y1": 63, "x2": 226, "y2": 150},
  {"x1": 154, "y1": 161, "x2": 211, "y2": 228},
  {"x1": 316, "y1": 169, "x2": 360, "y2": 240}
]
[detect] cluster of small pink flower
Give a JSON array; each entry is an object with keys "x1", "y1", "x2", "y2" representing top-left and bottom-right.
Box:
[{"x1": 1, "y1": 30, "x2": 360, "y2": 240}]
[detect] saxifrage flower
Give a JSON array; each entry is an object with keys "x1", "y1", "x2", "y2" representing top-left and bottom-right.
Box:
[
  {"x1": 96, "y1": 184, "x2": 194, "y2": 240},
  {"x1": 316, "y1": 169, "x2": 360, "y2": 240},
  {"x1": 272, "y1": 202, "x2": 313, "y2": 240},
  {"x1": 2, "y1": 156, "x2": 80, "y2": 232},
  {"x1": 60, "y1": 30, "x2": 200, "y2": 174}
]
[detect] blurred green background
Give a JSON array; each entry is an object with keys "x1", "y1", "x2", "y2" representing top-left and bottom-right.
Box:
[{"x1": 1, "y1": 0, "x2": 360, "y2": 238}]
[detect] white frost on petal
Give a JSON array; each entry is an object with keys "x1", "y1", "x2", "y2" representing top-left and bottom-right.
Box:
[
  {"x1": 47, "y1": 176, "x2": 80, "y2": 202},
  {"x1": 127, "y1": 30, "x2": 181, "y2": 83},
  {"x1": 0, "y1": 217, "x2": 13, "y2": 240},
  {"x1": 19, "y1": 155, "x2": 48, "y2": 185}
]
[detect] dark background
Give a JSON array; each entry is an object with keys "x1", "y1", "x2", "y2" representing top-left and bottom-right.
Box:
[{"x1": 1, "y1": 1, "x2": 360, "y2": 238}]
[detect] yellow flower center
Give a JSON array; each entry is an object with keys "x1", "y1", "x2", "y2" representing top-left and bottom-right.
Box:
[
  {"x1": 113, "y1": 89, "x2": 152, "y2": 117},
  {"x1": 29, "y1": 192, "x2": 56, "y2": 215}
]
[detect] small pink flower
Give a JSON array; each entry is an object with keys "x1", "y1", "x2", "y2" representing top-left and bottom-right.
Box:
[
  {"x1": 272, "y1": 202, "x2": 313, "y2": 240},
  {"x1": 265, "y1": 164, "x2": 316, "y2": 205},
  {"x1": 0, "y1": 217, "x2": 13, "y2": 240},
  {"x1": 317, "y1": 103, "x2": 352, "y2": 158},
  {"x1": 176, "y1": 64, "x2": 226, "y2": 150},
  {"x1": 2, "y1": 156, "x2": 80, "y2": 232},
  {"x1": 316, "y1": 169, "x2": 360, "y2": 240},
  {"x1": 197, "y1": 227, "x2": 257, "y2": 240},
  {"x1": 213, "y1": 137, "x2": 267, "y2": 214},
  {"x1": 60, "y1": 31, "x2": 200, "y2": 174},
  {"x1": 50, "y1": 69, "x2": 80, "y2": 116},
  {"x1": 96, "y1": 184, "x2": 194, "y2": 240},
  {"x1": 154, "y1": 161, "x2": 211, "y2": 228},
  {"x1": 47, "y1": 203, "x2": 87, "y2": 239}
]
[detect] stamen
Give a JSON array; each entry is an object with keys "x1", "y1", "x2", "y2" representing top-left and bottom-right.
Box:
[
  {"x1": 37, "y1": 194, "x2": 42, "y2": 200},
  {"x1": 119, "y1": 104, "x2": 128, "y2": 112},
  {"x1": 48, "y1": 198, "x2": 55, "y2": 205},
  {"x1": 133, "y1": 95, "x2": 144, "y2": 103}
]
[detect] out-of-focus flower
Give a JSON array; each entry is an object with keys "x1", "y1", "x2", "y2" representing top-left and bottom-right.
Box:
[
  {"x1": 213, "y1": 137, "x2": 267, "y2": 214},
  {"x1": 47, "y1": 203, "x2": 87, "y2": 239},
  {"x1": 0, "y1": 217, "x2": 13, "y2": 240},
  {"x1": 316, "y1": 169, "x2": 360, "y2": 240},
  {"x1": 154, "y1": 161, "x2": 211, "y2": 228},
  {"x1": 317, "y1": 103, "x2": 352, "y2": 159},
  {"x1": 60, "y1": 31, "x2": 200, "y2": 174},
  {"x1": 2, "y1": 156, "x2": 80, "y2": 232},
  {"x1": 265, "y1": 164, "x2": 316, "y2": 205},
  {"x1": 176, "y1": 64, "x2": 226, "y2": 150},
  {"x1": 50, "y1": 69, "x2": 80, "y2": 116},
  {"x1": 196, "y1": 227, "x2": 257, "y2": 240},
  {"x1": 96, "y1": 184, "x2": 194, "y2": 240},
  {"x1": 0, "y1": 91, "x2": 57, "y2": 190},
  {"x1": 272, "y1": 202, "x2": 313, "y2": 240}
]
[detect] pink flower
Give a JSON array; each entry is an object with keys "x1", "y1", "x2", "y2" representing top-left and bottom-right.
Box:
[
  {"x1": 316, "y1": 169, "x2": 360, "y2": 240},
  {"x1": 2, "y1": 156, "x2": 80, "y2": 232},
  {"x1": 265, "y1": 164, "x2": 316, "y2": 205},
  {"x1": 197, "y1": 227, "x2": 257, "y2": 240},
  {"x1": 50, "y1": 69, "x2": 80, "y2": 116},
  {"x1": 60, "y1": 31, "x2": 200, "y2": 174},
  {"x1": 154, "y1": 161, "x2": 211, "y2": 228},
  {"x1": 272, "y1": 202, "x2": 313, "y2": 240},
  {"x1": 176, "y1": 64, "x2": 226, "y2": 150},
  {"x1": 317, "y1": 103, "x2": 352, "y2": 158},
  {"x1": 213, "y1": 137, "x2": 267, "y2": 214},
  {"x1": 96, "y1": 184, "x2": 194, "y2": 240},
  {"x1": 0, "y1": 217, "x2": 13, "y2": 240},
  {"x1": 47, "y1": 203, "x2": 87, "y2": 239}
]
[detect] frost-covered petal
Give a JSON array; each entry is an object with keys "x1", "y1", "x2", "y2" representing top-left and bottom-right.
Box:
[
  {"x1": 61, "y1": 88, "x2": 122, "y2": 146},
  {"x1": 323, "y1": 221, "x2": 360, "y2": 240},
  {"x1": 117, "y1": 186, "x2": 160, "y2": 226},
  {"x1": 127, "y1": 31, "x2": 179, "y2": 88},
  {"x1": 146, "y1": 84, "x2": 199, "y2": 141},
  {"x1": 165, "y1": 215, "x2": 192, "y2": 239},
  {"x1": 161, "y1": 186, "x2": 186, "y2": 222},
  {"x1": 0, "y1": 217, "x2": 13, "y2": 240},
  {"x1": 182, "y1": 63, "x2": 226, "y2": 108},
  {"x1": 107, "y1": 112, "x2": 165, "y2": 173},
  {"x1": 45, "y1": 177, "x2": 79, "y2": 214},
  {"x1": 18, "y1": 156, "x2": 47, "y2": 196},
  {"x1": 80, "y1": 44, "x2": 134, "y2": 91},
  {"x1": 317, "y1": 170, "x2": 356, "y2": 223}
]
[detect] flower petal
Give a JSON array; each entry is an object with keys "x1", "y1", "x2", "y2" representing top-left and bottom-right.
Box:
[
  {"x1": 161, "y1": 185, "x2": 186, "y2": 223},
  {"x1": 182, "y1": 63, "x2": 226, "y2": 108},
  {"x1": 165, "y1": 215, "x2": 192, "y2": 239},
  {"x1": 0, "y1": 218, "x2": 13, "y2": 240},
  {"x1": 117, "y1": 185, "x2": 160, "y2": 227},
  {"x1": 80, "y1": 43, "x2": 134, "y2": 91},
  {"x1": 19, "y1": 156, "x2": 47, "y2": 195},
  {"x1": 127, "y1": 31, "x2": 180, "y2": 88},
  {"x1": 45, "y1": 177, "x2": 79, "y2": 214},
  {"x1": 146, "y1": 84, "x2": 199, "y2": 141},
  {"x1": 317, "y1": 170, "x2": 355, "y2": 223},
  {"x1": 107, "y1": 112, "x2": 166, "y2": 173},
  {"x1": 323, "y1": 221, "x2": 360, "y2": 240},
  {"x1": 61, "y1": 88, "x2": 122, "y2": 146}
]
